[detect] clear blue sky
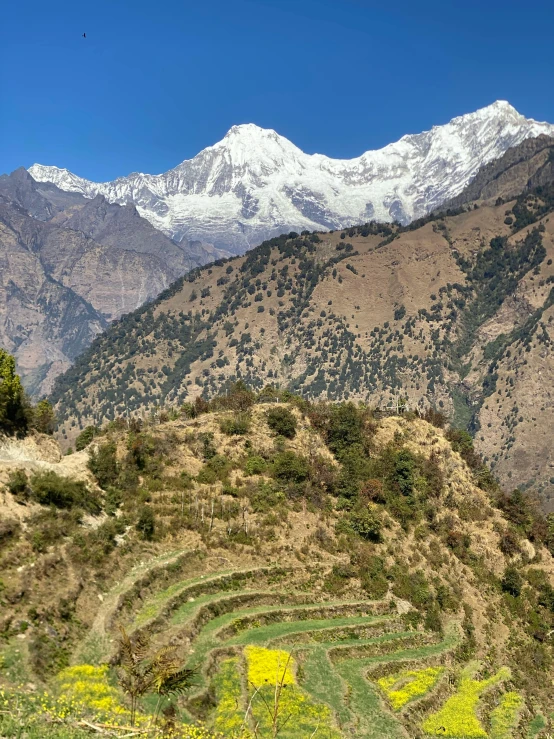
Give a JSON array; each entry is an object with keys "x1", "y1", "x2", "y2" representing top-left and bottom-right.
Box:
[{"x1": 1, "y1": 0, "x2": 553, "y2": 181}]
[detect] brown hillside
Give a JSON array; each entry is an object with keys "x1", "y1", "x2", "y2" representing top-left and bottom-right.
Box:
[{"x1": 51, "y1": 188, "x2": 554, "y2": 510}]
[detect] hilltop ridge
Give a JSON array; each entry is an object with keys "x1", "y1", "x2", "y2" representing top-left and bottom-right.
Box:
[{"x1": 1, "y1": 388, "x2": 553, "y2": 737}]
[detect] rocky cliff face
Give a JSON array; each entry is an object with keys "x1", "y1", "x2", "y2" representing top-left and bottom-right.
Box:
[
  {"x1": 0, "y1": 170, "x2": 227, "y2": 396},
  {"x1": 29, "y1": 102, "x2": 554, "y2": 254}
]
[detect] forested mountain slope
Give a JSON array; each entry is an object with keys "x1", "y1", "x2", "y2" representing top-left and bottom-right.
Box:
[{"x1": 50, "y1": 177, "x2": 554, "y2": 510}]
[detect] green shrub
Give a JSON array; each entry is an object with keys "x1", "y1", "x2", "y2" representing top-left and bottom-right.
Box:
[
  {"x1": 323, "y1": 563, "x2": 356, "y2": 594},
  {"x1": 266, "y1": 407, "x2": 297, "y2": 438},
  {"x1": 272, "y1": 451, "x2": 310, "y2": 483},
  {"x1": 424, "y1": 604, "x2": 443, "y2": 633},
  {"x1": 6, "y1": 469, "x2": 29, "y2": 500},
  {"x1": 29, "y1": 471, "x2": 100, "y2": 514},
  {"x1": 32, "y1": 399, "x2": 56, "y2": 435},
  {"x1": 197, "y1": 454, "x2": 231, "y2": 484},
  {"x1": 435, "y1": 583, "x2": 458, "y2": 611},
  {"x1": 390, "y1": 448, "x2": 416, "y2": 496},
  {"x1": 28, "y1": 509, "x2": 79, "y2": 552},
  {"x1": 31, "y1": 529, "x2": 47, "y2": 553},
  {"x1": 29, "y1": 632, "x2": 69, "y2": 678},
  {"x1": 387, "y1": 493, "x2": 418, "y2": 529},
  {"x1": 127, "y1": 432, "x2": 158, "y2": 471},
  {"x1": 498, "y1": 528, "x2": 521, "y2": 556},
  {"x1": 496, "y1": 489, "x2": 533, "y2": 533},
  {"x1": 219, "y1": 413, "x2": 251, "y2": 435},
  {"x1": 326, "y1": 402, "x2": 366, "y2": 458},
  {"x1": 0, "y1": 349, "x2": 31, "y2": 437},
  {"x1": 137, "y1": 506, "x2": 155, "y2": 540},
  {"x1": 197, "y1": 465, "x2": 218, "y2": 484},
  {"x1": 346, "y1": 505, "x2": 383, "y2": 542},
  {"x1": 335, "y1": 447, "x2": 372, "y2": 500},
  {"x1": 249, "y1": 482, "x2": 284, "y2": 513},
  {"x1": 79, "y1": 519, "x2": 123, "y2": 564},
  {"x1": 211, "y1": 380, "x2": 255, "y2": 412},
  {"x1": 75, "y1": 425, "x2": 99, "y2": 451},
  {"x1": 366, "y1": 445, "x2": 422, "y2": 528},
  {"x1": 501, "y1": 566, "x2": 522, "y2": 597},
  {"x1": 199, "y1": 432, "x2": 217, "y2": 460},
  {"x1": 117, "y1": 464, "x2": 139, "y2": 492},
  {"x1": 391, "y1": 568, "x2": 431, "y2": 608},
  {"x1": 88, "y1": 442, "x2": 119, "y2": 489},
  {"x1": 244, "y1": 455, "x2": 267, "y2": 475},
  {"x1": 104, "y1": 486, "x2": 123, "y2": 516},
  {"x1": 358, "y1": 554, "x2": 389, "y2": 597},
  {"x1": 420, "y1": 452, "x2": 444, "y2": 498},
  {"x1": 446, "y1": 428, "x2": 482, "y2": 470}
]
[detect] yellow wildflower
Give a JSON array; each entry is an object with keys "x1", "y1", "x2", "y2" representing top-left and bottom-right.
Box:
[
  {"x1": 245, "y1": 646, "x2": 295, "y2": 688},
  {"x1": 54, "y1": 664, "x2": 127, "y2": 719},
  {"x1": 377, "y1": 666, "x2": 444, "y2": 710},
  {"x1": 490, "y1": 691, "x2": 523, "y2": 739},
  {"x1": 244, "y1": 647, "x2": 340, "y2": 739},
  {"x1": 423, "y1": 663, "x2": 510, "y2": 737},
  {"x1": 213, "y1": 658, "x2": 251, "y2": 737}
]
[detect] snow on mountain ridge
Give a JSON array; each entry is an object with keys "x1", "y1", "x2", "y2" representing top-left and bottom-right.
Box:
[{"x1": 28, "y1": 102, "x2": 554, "y2": 254}]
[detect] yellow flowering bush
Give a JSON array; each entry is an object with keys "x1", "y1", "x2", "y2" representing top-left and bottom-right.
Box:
[
  {"x1": 423, "y1": 663, "x2": 510, "y2": 737},
  {"x1": 245, "y1": 646, "x2": 295, "y2": 688},
  {"x1": 251, "y1": 684, "x2": 342, "y2": 739},
  {"x1": 490, "y1": 692, "x2": 523, "y2": 739},
  {"x1": 377, "y1": 666, "x2": 444, "y2": 710}
]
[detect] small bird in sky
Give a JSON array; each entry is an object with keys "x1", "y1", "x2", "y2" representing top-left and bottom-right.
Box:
[{"x1": 82, "y1": 32, "x2": 86, "y2": 38}]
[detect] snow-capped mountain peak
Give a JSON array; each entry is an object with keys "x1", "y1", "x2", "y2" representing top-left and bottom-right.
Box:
[
  {"x1": 28, "y1": 164, "x2": 96, "y2": 193},
  {"x1": 185, "y1": 122, "x2": 307, "y2": 179},
  {"x1": 222, "y1": 122, "x2": 284, "y2": 143},
  {"x1": 28, "y1": 101, "x2": 554, "y2": 254}
]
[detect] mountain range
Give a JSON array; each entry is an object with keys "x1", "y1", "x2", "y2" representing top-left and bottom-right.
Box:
[
  {"x1": 29, "y1": 101, "x2": 554, "y2": 255},
  {"x1": 2, "y1": 100, "x2": 554, "y2": 500},
  {"x1": 49, "y1": 133, "x2": 554, "y2": 512}
]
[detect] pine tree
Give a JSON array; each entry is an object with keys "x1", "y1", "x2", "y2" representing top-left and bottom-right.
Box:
[
  {"x1": 0, "y1": 349, "x2": 30, "y2": 436},
  {"x1": 33, "y1": 399, "x2": 56, "y2": 435}
]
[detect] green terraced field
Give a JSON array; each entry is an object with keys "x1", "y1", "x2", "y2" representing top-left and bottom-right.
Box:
[{"x1": 71, "y1": 566, "x2": 529, "y2": 738}]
